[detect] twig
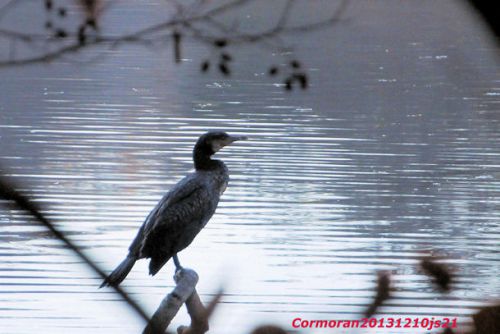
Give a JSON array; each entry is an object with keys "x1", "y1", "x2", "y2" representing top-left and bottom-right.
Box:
[
  {"x1": 0, "y1": 0, "x2": 349, "y2": 67},
  {"x1": 178, "y1": 289, "x2": 223, "y2": 334},
  {"x1": 364, "y1": 270, "x2": 391, "y2": 318}
]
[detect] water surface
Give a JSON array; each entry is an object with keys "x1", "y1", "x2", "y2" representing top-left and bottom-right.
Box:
[{"x1": 0, "y1": 1, "x2": 499, "y2": 333}]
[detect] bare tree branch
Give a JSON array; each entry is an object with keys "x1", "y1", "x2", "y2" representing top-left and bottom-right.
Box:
[
  {"x1": 178, "y1": 289, "x2": 223, "y2": 334},
  {"x1": 364, "y1": 270, "x2": 391, "y2": 318},
  {"x1": 143, "y1": 267, "x2": 223, "y2": 334},
  {"x1": 184, "y1": 0, "x2": 348, "y2": 44},
  {"x1": 0, "y1": 0, "x2": 349, "y2": 67},
  {"x1": 0, "y1": 174, "x2": 150, "y2": 323}
]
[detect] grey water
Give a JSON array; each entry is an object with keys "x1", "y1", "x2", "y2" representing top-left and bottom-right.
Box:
[{"x1": 0, "y1": 1, "x2": 499, "y2": 333}]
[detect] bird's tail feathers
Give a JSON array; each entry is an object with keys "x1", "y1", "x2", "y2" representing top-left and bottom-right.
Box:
[
  {"x1": 149, "y1": 256, "x2": 170, "y2": 276},
  {"x1": 100, "y1": 256, "x2": 136, "y2": 288}
]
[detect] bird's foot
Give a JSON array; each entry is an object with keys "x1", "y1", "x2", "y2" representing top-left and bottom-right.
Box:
[{"x1": 173, "y1": 254, "x2": 183, "y2": 272}]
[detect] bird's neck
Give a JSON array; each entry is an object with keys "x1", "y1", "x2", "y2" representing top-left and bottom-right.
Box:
[{"x1": 193, "y1": 148, "x2": 221, "y2": 171}]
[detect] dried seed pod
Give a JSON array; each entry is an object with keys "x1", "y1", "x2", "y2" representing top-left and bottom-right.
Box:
[
  {"x1": 78, "y1": 0, "x2": 99, "y2": 22},
  {"x1": 218, "y1": 63, "x2": 230, "y2": 76},
  {"x1": 55, "y1": 29, "x2": 67, "y2": 38},
  {"x1": 86, "y1": 18, "x2": 97, "y2": 29},
  {"x1": 58, "y1": 7, "x2": 67, "y2": 17},
  {"x1": 173, "y1": 31, "x2": 182, "y2": 63},
  {"x1": 290, "y1": 60, "x2": 301, "y2": 68},
  {"x1": 220, "y1": 52, "x2": 232, "y2": 62},
  {"x1": 284, "y1": 77, "x2": 293, "y2": 90},
  {"x1": 294, "y1": 73, "x2": 308, "y2": 89},
  {"x1": 78, "y1": 25, "x2": 86, "y2": 45},
  {"x1": 214, "y1": 39, "x2": 227, "y2": 48},
  {"x1": 268, "y1": 66, "x2": 278, "y2": 76},
  {"x1": 364, "y1": 271, "x2": 391, "y2": 318},
  {"x1": 45, "y1": 0, "x2": 53, "y2": 11},
  {"x1": 200, "y1": 61, "x2": 210, "y2": 72},
  {"x1": 420, "y1": 257, "x2": 452, "y2": 292}
]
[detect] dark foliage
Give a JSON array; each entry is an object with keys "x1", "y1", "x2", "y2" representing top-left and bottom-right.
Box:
[{"x1": 420, "y1": 257, "x2": 452, "y2": 292}]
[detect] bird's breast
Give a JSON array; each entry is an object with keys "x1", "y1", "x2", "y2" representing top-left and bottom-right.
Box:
[{"x1": 219, "y1": 180, "x2": 228, "y2": 195}]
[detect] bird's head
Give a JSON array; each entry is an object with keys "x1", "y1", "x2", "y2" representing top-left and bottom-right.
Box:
[{"x1": 195, "y1": 131, "x2": 247, "y2": 156}]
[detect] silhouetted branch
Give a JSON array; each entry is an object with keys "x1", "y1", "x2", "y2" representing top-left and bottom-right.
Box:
[
  {"x1": 183, "y1": 0, "x2": 348, "y2": 45},
  {"x1": 364, "y1": 270, "x2": 391, "y2": 318},
  {"x1": 0, "y1": 174, "x2": 150, "y2": 323},
  {"x1": 0, "y1": 0, "x2": 349, "y2": 68}
]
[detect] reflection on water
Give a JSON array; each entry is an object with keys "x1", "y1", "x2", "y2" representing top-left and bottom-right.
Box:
[{"x1": 1, "y1": 1, "x2": 499, "y2": 334}]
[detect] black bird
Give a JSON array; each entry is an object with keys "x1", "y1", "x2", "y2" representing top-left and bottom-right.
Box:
[{"x1": 100, "y1": 131, "x2": 247, "y2": 287}]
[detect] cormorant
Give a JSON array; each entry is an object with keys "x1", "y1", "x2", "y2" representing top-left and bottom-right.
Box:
[{"x1": 100, "y1": 131, "x2": 247, "y2": 287}]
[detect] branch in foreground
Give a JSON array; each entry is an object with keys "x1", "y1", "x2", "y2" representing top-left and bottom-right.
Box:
[
  {"x1": 420, "y1": 256, "x2": 453, "y2": 292},
  {"x1": 0, "y1": 174, "x2": 150, "y2": 323},
  {"x1": 473, "y1": 304, "x2": 500, "y2": 334},
  {"x1": 364, "y1": 270, "x2": 391, "y2": 318},
  {"x1": 250, "y1": 325, "x2": 288, "y2": 334},
  {"x1": 143, "y1": 268, "x2": 222, "y2": 334},
  {"x1": 178, "y1": 287, "x2": 222, "y2": 334}
]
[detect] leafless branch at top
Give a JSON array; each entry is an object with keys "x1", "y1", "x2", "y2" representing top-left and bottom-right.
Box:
[{"x1": 0, "y1": 0, "x2": 349, "y2": 67}]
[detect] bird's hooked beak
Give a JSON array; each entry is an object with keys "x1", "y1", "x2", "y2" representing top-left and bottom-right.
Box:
[
  {"x1": 226, "y1": 135, "x2": 248, "y2": 145},
  {"x1": 212, "y1": 135, "x2": 247, "y2": 153}
]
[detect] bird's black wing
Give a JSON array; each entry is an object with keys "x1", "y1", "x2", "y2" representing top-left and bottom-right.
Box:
[
  {"x1": 126, "y1": 175, "x2": 200, "y2": 256},
  {"x1": 138, "y1": 176, "x2": 217, "y2": 260}
]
